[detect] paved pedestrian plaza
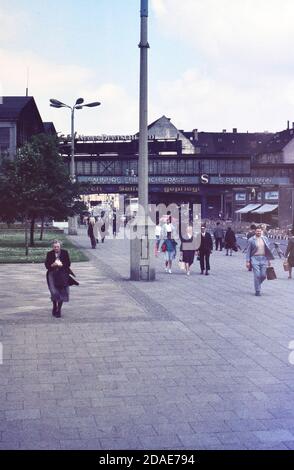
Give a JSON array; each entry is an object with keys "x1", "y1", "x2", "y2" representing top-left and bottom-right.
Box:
[{"x1": 1, "y1": 227, "x2": 294, "y2": 450}]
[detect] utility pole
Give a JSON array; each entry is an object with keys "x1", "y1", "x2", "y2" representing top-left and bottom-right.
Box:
[
  {"x1": 138, "y1": 0, "x2": 149, "y2": 214},
  {"x1": 130, "y1": 0, "x2": 155, "y2": 280}
]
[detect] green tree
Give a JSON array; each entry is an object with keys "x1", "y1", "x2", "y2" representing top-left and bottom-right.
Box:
[{"x1": 0, "y1": 134, "x2": 87, "y2": 254}]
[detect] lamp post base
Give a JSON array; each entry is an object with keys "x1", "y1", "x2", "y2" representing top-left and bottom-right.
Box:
[
  {"x1": 68, "y1": 215, "x2": 78, "y2": 236},
  {"x1": 130, "y1": 216, "x2": 155, "y2": 281}
]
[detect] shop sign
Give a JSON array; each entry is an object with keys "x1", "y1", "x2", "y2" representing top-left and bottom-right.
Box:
[{"x1": 265, "y1": 191, "x2": 279, "y2": 200}]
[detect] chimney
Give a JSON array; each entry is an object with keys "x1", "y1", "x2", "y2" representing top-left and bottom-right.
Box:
[
  {"x1": 233, "y1": 128, "x2": 237, "y2": 134},
  {"x1": 222, "y1": 129, "x2": 226, "y2": 133},
  {"x1": 192, "y1": 128, "x2": 198, "y2": 141},
  {"x1": 287, "y1": 120, "x2": 290, "y2": 129},
  {"x1": 292, "y1": 122, "x2": 294, "y2": 129}
]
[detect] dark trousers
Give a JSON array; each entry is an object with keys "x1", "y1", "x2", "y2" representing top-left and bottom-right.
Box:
[
  {"x1": 89, "y1": 235, "x2": 96, "y2": 248},
  {"x1": 200, "y1": 251, "x2": 210, "y2": 272},
  {"x1": 215, "y1": 238, "x2": 222, "y2": 250}
]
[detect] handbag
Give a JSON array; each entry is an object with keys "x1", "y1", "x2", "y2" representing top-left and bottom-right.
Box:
[
  {"x1": 69, "y1": 275, "x2": 79, "y2": 286},
  {"x1": 266, "y1": 266, "x2": 277, "y2": 280},
  {"x1": 178, "y1": 260, "x2": 185, "y2": 270},
  {"x1": 53, "y1": 269, "x2": 69, "y2": 288},
  {"x1": 283, "y1": 260, "x2": 290, "y2": 272},
  {"x1": 161, "y1": 242, "x2": 167, "y2": 252}
]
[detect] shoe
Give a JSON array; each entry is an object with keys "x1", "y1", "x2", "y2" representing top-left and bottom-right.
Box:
[
  {"x1": 55, "y1": 312, "x2": 61, "y2": 318},
  {"x1": 168, "y1": 269, "x2": 172, "y2": 274},
  {"x1": 205, "y1": 271, "x2": 209, "y2": 275},
  {"x1": 165, "y1": 267, "x2": 168, "y2": 273},
  {"x1": 200, "y1": 271, "x2": 204, "y2": 275},
  {"x1": 187, "y1": 271, "x2": 190, "y2": 276},
  {"x1": 255, "y1": 292, "x2": 261, "y2": 296},
  {"x1": 52, "y1": 303, "x2": 57, "y2": 317}
]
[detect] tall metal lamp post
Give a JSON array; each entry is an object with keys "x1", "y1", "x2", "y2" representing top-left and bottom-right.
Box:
[
  {"x1": 130, "y1": 0, "x2": 155, "y2": 280},
  {"x1": 50, "y1": 98, "x2": 101, "y2": 235}
]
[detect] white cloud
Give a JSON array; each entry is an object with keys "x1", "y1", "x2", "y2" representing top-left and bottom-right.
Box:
[
  {"x1": 0, "y1": 48, "x2": 137, "y2": 135},
  {"x1": 0, "y1": 8, "x2": 29, "y2": 42},
  {"x1": 152, "y1": 0, "x2": 294, "y2": 70},
  {"x1": 64, "y1": 83, "x2": 138, "y2": 135},
  {"x1": 149, "y1": 0, "x2": 294, "y2": 131},
  {"x1": 150, "y1": 66, "x2": 294, "y2": 132}
]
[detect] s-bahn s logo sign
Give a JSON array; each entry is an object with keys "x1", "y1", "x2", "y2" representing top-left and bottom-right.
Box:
[{"x1": 200, "y1": 174, "x2": 209, "y2": 184}]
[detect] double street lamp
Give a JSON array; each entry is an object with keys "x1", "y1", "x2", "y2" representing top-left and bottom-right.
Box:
[
  {"x1": 50, "y1": 98, "x2": 101, "y2": 182},
  {"x1": 50, "y1": 97, "x2": 101, "y2": 234}
]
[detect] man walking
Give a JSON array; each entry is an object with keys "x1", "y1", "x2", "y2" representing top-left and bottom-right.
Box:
[
  {"x1": 246, "y1": 225, "x2": 274, "y2": 296},
  {"x1": 198, "y1": 225, "x2": 213, "y2": 275},
  {"x1": 214, "y1": 222, "x2": 224, "y2": 251}
]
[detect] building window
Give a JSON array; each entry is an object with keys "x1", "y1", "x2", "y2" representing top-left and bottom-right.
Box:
[
  {"x1": 92, "y1": 161, "x2": 98, "y2": 175},
  {"x1": 265, "y1": 191, "x2": 279, "y2": 201},
  {"x1": 84, "y1": 162, "x2": 91, "y2": 175},
  {"x1": 0, "y1": 127, "x2": 10, "y2": 154},
  {"x1": 76, "y1": 161, "x2": 84, "y2": 175},
  {"x1": 235, "y1": 193, "x2": 246, "y2": 201}
]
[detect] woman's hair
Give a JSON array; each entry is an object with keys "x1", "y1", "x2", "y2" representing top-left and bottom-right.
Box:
[{"x1": 52, "y1": 239, "x2": 62, "y2": 246}]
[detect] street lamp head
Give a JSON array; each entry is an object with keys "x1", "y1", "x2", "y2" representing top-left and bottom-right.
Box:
[
  {"x1": 83, "y1": 101, "x2": 101, "y2": 108},
  {"x1": 50, "y1": 98, "x2": 66, "y2": 107},
  {"x1": 75, "y1": 98, "x2": 84, "y2": 105},
  {"x1": 50, "y1": 103, "x2": 64, "y2": 108},
  {"x1": 75, "y1": 106, "x2": 83, "y2": 110}
]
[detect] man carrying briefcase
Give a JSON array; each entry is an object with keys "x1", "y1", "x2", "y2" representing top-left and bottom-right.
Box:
[{"x1": 246, "y1": 226, "x2": 275, "y2": 296}]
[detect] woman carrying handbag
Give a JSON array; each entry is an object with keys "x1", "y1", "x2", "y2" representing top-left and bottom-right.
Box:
[
  {"x1": 285, "y1": 229, "x2": 294, "y2": 279},
  {"x1": 45, "y1": 240, "x2": 71, "y2": 317}
]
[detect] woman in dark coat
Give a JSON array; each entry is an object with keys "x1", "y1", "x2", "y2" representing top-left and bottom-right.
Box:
[
  {"x1": 87, "y1": 219, "x2": 96, "y2": 249},
  {"x1": 180, "y1": 225, "x2": 200, "y2": 275},
  {"x1": 224, "y1": 227, "x2": 237, "y2": 256},
  {"x1": 285, "y1": 230, "x2": 294, "y2": 279},
  {"x1": 45, "y1": 240, "x2": 71, "y2": 317}
]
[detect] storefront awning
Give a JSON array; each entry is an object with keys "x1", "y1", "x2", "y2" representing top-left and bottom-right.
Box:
[
  {"x1": 251, "y1": 204, "x2": 278, "y2": 214},
  {"x1": 235, "y1": 203, "x2": 261, "y2": 214}
]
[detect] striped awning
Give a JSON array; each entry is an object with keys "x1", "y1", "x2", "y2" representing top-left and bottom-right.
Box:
[
  {"x1": 251, "y1": 204, "x2": 278, "y2": 214},
  {"x1": 235, "y1": 203, "x2": 261, "y2": 214}
]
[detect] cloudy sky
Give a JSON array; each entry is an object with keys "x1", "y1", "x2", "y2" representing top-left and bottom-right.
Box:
[{"x1": 1, "y1": 0, "x2": 294, "y2": 135}]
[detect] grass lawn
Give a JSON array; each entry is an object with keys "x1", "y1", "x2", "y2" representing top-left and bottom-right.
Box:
[{"x1": 0, "y1": 229, "x2": 88, "y2": 264}]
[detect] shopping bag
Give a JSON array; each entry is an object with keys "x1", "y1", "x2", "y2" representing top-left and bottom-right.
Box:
[
  {"x1": 178, "y1": 260, "x2": 185, "y2": 270},
  {"x1": 283, "y1": 260, "x2": 290, "y2": 272},
  {"x1": 266, "y1": 266, "x2": 277, "y2": 280}
]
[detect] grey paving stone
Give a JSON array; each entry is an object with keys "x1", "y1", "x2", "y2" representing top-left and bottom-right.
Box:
[
  {"x1": 1, "y1": 231, "x2": 294, "y2": 450},
  {"x1": 254, "y1": 429, "x2": 294, "y2": 442},
  {"x1": 59, "y1": 439, "x2": 102, "y2": 450},
  {"x1": 5, "y1": 409, "x2": 41, "y2": 421}
]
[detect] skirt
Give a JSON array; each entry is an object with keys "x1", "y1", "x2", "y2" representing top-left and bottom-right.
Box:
[
  {"x1": 182, "y1": 250, "x2": 195, "y2": 266},
  {"x1": 47, "y1": 271, "x2": 69, "y2": 302}
]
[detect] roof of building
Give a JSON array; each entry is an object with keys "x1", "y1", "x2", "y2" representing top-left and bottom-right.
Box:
[
  {"x1": 183, "y1": 130, "x2": 274, "y2": 155},
  {"x1": 147, "y1": 117, "x2": 277, "y2": 156},
  {"x1": 255, "y1": 128, "x2": 294, "y2": 154},
  {"x1": 0, "y1": 96, "x2": 34, "y2": 120},
  {"x1": 43, "y1": 122, "x2": 57, "y2": 135}
]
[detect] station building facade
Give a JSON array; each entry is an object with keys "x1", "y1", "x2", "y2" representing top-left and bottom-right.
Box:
[
  {"x1": 59, "y1": 116, "x2": 294, "y2": 227},
  {"x1": 1, "y1": 96, "x2": 293, "y2": 228}
]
